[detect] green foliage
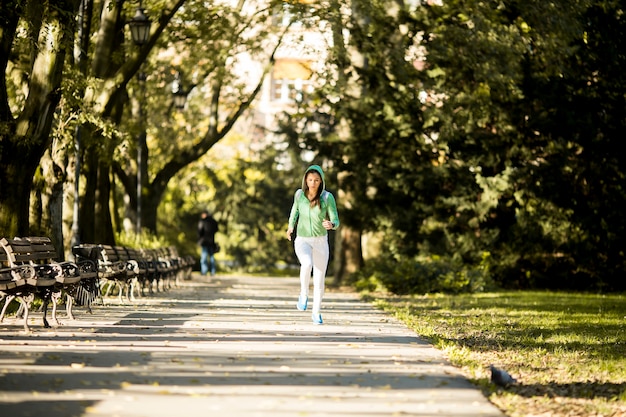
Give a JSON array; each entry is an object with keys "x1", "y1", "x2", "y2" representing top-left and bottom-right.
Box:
[
  {"x1": 4, "y1": 0, "x2": 626, "y2": 293},
  {"x1": 353, "y1": 253, "x2": 493, "y2": 295},
  {"x1": 116, "y1": 228, "x2": 170, "y2": 249},
  {"x1": 302, "y1": 0, "x2": 626, "y2": 292},
  {"x1": 216, "y1": 153, "x2": 302, "y2": 272},
  {"x1": 156, "y1": 133, "x2": 304, "y2": 272}
]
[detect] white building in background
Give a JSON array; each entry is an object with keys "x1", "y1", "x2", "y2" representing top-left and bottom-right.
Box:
[{"x1": 232, "y1": 2, "x2": 333, "y2": 157}]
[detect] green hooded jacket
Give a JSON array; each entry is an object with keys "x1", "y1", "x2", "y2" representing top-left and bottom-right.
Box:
[{"x1": 288, "y1": 165, "x2": 340, "y2": 237}]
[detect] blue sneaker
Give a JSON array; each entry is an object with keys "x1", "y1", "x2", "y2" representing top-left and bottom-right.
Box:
[
  {"x1": 311, "y1": 313, "x2": 323, "y2": 325},
  {"x1": 297, "y1": 295, "x2": 308, "y2": 311}
]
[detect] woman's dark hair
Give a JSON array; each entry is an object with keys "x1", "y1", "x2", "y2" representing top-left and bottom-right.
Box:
[{"x1": 304, "y1": 169, "x2": 323, "y2": 207}]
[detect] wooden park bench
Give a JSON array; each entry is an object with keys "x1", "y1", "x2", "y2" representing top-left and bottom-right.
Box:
[
  {"x1": 164, "y1": 246, "x2": 194, "y2": 283},
  {"x1": 24, "y1": 237, "x2": 99, "y2": 319},
  {"x1": 0, "y1": 259, "x2": 39, "y2": 333},
  {"x1": 119, "y1": 246, "x2": 159, "y2": 297},
  {"x1": 0, "y1": 237, "x2": 90, "y2": 332},
  {"x1": 142, "y1": 247, "x2": 178, "y2": 292},
  {"x1": 72, "y1": 244, "x2": 133, "y2": 303},
  {"x1": 72, "y1": 244, "x2": 165, "y2": 302},
  {"x1": 72, "y1": 243, "x2": 192, "y2": 301},
  {"x1": 112, "y1": 245, "x2": 148, "y2": 301}
]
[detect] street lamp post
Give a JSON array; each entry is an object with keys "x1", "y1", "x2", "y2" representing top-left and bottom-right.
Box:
[
  {"x1": 128, "y1": 5, "x2": 151, "y2": 234},
  {"x1": 128, "y1": 5, "x2": 151, "y2": 46},
  {"x1": 135, "y1": 71, "x2": 147, "y2": 234},
  {"x1": 171, "y1": 71, "x2": 188, "y2": 110}
]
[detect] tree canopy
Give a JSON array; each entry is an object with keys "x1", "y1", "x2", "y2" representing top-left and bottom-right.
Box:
[
  {"x1": 1, "y1": 0, "x2": 625, "y2": 292},
  {"x1": 284, "y1": 0, "x2": 626, "y2": 291}
]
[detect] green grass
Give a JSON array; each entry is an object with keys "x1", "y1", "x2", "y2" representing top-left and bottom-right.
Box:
[{"x1": 367, "y1": 291, "x2": 626, "y2": 417}]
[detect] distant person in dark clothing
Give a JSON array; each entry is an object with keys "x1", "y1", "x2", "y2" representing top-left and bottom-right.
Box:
[{"x1": 198, "y1": 210, "x2": 218, "y2": 276}]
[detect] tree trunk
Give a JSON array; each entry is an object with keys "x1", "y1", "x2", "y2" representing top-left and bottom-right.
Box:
[
  {"x1": 48, "y1": 169, "x2": 66, "y2": 260},
  {"x1": 142, "y1": 189, "x2": 161, "y2": 234},
  {"x1": 328, "y1": 0, "x2": 366, "y2": 285},
  {"x1": 95, "y1": 161, "x2": 115, "y2": 244},
  {"x1": 79, "y1": 136, "x2": 115, "y2": 245},
  {"x1": 334, "y1": 226, "x2": 363, "y2": 284},
  {"x1": 0, "y1": 150, "x2": 34, "y2": 237},
  {"x1": 0, "y1": 0, "x2": 80, "y2": 237}
]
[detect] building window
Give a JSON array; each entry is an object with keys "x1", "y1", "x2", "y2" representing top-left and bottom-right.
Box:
[{"x1": 271, "y1": 59, "x2": 313, "y2": 103}]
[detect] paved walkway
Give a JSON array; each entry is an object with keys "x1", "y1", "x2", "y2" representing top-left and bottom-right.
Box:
[{"x1": 0, "y1": 274, "x2": 505, "y2": 417}]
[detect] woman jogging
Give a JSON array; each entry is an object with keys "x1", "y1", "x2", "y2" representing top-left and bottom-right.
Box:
[{"x1": 286, "y1": 165, "x2": 340, "y2": 325}]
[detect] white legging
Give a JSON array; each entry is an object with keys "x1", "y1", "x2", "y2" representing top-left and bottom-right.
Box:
[{"x1": 294, "y1": 235, "x2": 329, "y2": 314}]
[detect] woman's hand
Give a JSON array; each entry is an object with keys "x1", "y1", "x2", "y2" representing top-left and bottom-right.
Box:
[
  {"x1": 322, "y1": 220, "x2": 334, "y2": 230},
  {"x1": 286, "y1": 228, "x2": 293, "y2": 241}
]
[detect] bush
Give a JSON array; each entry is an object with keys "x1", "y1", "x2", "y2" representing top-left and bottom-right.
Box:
[{"x1": 352, "y1": 253, "x2": 494, "y2": 295}]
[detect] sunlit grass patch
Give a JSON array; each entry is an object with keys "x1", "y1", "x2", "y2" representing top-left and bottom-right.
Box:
[{"x1": 370, "y1": 291, "x2": 626, "y2": 417}]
